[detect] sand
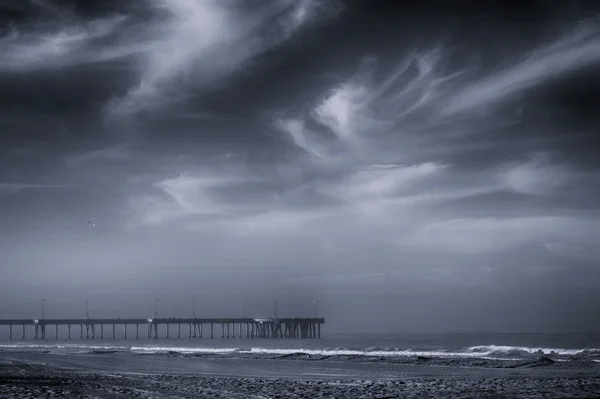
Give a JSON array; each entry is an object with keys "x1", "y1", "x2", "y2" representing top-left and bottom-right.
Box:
[
  {"x1": 1, "y1": 352, "x2": 599, "y2": 398},
  {"x1": 2, "y1": 370, "x2": 600, "y2": 398}
]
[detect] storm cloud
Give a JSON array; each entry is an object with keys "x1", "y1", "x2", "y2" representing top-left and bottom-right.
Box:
[{"x1": 1, "y1": 0, "x2": 599, "y2": 333}]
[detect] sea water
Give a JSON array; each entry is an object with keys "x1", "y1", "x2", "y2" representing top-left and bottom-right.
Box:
[{"x1": 1, "y1": 332, "x2": 599, "y2": 364}]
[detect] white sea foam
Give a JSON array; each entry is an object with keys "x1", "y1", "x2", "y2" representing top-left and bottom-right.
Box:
[
  {"x1": 129, "y1": 346, "x2": 463, "y2": 357},
  {"x1": 1, "y1": 343, "x2": 597, "y2": 359},
  {"x1": 130, "y1": 346, "x2": 241, "y2": 354},
  {"x1": 466, "y1": 345, "x2": 589, "y2": 356},
  {"x1": 127, "y1": 346, "x2": 596, "y2": 358}
]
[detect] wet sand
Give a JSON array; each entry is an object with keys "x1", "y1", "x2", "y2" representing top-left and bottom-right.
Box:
[{"x1": 1, "y1": 352, "x2": 599, "y2": 398}]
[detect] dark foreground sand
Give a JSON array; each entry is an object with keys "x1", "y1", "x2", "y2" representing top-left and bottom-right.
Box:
[
  {"x1": 1, "y1": 352, "x2": 599, "y2": 398},
  {"x1": 2, "y1": 371, "x2": 600, "y2": 399}
]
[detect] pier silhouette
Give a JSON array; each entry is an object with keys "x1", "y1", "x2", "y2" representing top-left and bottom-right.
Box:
[{"x1": 0, "y1": 317, "x2": 325, "y2": 340}]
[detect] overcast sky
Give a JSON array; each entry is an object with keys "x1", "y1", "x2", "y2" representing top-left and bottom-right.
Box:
[{"x1": 1, "y1": 0, "x2": 600, "y2": 333}]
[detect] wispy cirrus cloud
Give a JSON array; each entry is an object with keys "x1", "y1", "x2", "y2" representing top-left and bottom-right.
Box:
[
  {"x1": 107, "y1": 0, "x2": 339, "y2": 118},
  {"x1": 129, "y1": 174, "x2": 241, "y2": 226},
  {"x1": 275, "y1": 21, "x2": 600, "y2": 161},
  {"x1": 498, "y1": 153, "x2": 571, "y2": 196},
  {"x1": 441, "y1": 21, "x2": 600, "y2": 116},
  {"x1": 311, "y1": 80, "x2": 379, "y2": 147},
  {"x1": 1, "y1": 0, "x2": 339, "y2": 116},
  {"x1": 0, "y1": 14, "x2": 130, "y2": 71},
  {"x1": 272, "y1": 118, "x2": 330, "y2": 159},
  {"x1": 126, "y1": 16, "x2": 600, "y2": 261},
  {"x1": 264, "y1": 22, "x2": 600, "y2": 256}
]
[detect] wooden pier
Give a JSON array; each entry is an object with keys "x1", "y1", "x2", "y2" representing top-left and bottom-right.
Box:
[{"x1": 0, "y1": 318, "x2": 324, "y2": 340}]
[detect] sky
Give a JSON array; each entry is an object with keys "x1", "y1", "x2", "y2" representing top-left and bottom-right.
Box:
[{"x1": 1, "y1": 0, "x2": 600, "y2": 333}]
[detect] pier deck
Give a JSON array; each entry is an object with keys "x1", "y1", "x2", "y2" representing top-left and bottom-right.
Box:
[{"x1": 0, "y1": 317, "x2": 324, "y2": 340}]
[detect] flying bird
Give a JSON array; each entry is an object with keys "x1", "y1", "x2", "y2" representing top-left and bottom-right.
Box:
[{"x1": 88, "y1": 221, "x2": 96, "y2": 227}]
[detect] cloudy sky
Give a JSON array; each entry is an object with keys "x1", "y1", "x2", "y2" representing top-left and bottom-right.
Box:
[{"x1": 1, "y1": 0, "x2": 600, "y2": 333}]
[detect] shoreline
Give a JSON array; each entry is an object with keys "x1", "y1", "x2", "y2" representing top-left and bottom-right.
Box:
[
  {"x1": 2, "y1": 352, "x2": 600, "y2": 398},
  {"x1": 2, "y1": 368, "x2": 600, "y2": 399}
]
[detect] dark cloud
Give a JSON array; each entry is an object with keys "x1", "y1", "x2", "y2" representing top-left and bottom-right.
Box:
[{"x1": 0, "y1": 0, "x2": 599, "y2": 332}]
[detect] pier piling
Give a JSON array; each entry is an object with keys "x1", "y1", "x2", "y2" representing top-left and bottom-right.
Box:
[{"x1": 1, "y1": 317, "x2": 324, "y2": 340}]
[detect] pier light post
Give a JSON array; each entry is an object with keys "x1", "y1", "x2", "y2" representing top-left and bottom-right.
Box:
[
  {"x1": 40, "y1": 298, "x2": 45, "y2": 320},
  {"x1": 155, "y1": 299, "x2": 159, "y2": 319},
  {"x1": 243, "y1": 300, "x2": 246, "y2": 319},
  {"x1": 273, "y1": 300, "x2": 278, "y2": 318},
  {"x1": 85, "y1": 300, "x2": 89, "y2": 319},
  {"x1": 313, "y1": 300, "x2": 319, "y2": 317},
  {"x1": 192, "y1": 299, "x2": 196, "y2": 318}
]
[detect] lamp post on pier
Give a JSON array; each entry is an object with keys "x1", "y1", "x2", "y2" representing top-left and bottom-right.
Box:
[
  {"x1": 85, "y1": 300, "x2": 89, "y2": 319},
  {"x1": 192, "y1": 299, "x2": 196, "y2": 318},
  {"x1": 243, "y1": 300, "x2": 247, "y2": 319},
  {"x1": 154, "y1": 299, "x2": 159, "y2": 319},
  {"x1": 40, "y1": 298, "x2": 45, "y2": 320},
  {"x1": 273, "y1": 300, "x2": 278, "y2": 318},
  {"x1": 313, "y1": 300, "x2": 319, "y2": 317}
]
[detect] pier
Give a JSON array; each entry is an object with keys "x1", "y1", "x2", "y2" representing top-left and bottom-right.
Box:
[{"x1": 0, "y1": 317, "x2": 325, "y2": 340}]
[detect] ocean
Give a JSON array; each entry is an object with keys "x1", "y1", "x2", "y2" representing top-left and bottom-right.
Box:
[{"x1": 2, "y1": 332, "x2": 600, "y2": 366}]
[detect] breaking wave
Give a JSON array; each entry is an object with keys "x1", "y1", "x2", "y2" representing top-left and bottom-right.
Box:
[
  {"x1": 466, "y1": 345, "x2": 593, "y2": 357},
  {"x1": 128, "y1": 345, "x2": 600, "y2": 359},
  {"x1": 1, "y1": 343, "x2": 599, "y2": 363}
]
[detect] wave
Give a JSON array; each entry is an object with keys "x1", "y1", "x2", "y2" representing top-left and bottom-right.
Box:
[
  {"x1": 129, "y1": 346, "x2": 485, "y2": 358},
  {"x1": 466, "y1": 345, "x2": 599, "y2": 356},
  {"x1": 128, "y1": 346, "x2": 600, "y2": 359},
  {"x1": 2, "y1": 343, "x2": 599, "y2": 361},
  {"x1": 0, "y1": 343, "x2": 131, "y2": 353}
]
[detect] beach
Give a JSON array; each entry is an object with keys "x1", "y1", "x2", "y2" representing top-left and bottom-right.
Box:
[{"x1": 1, "y1": 350, "x2": 600, "y2": 398}]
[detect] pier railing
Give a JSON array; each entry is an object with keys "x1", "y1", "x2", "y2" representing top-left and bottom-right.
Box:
[{"x1": 0, "y1": 317, "x2": 325, "y2": 340}]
